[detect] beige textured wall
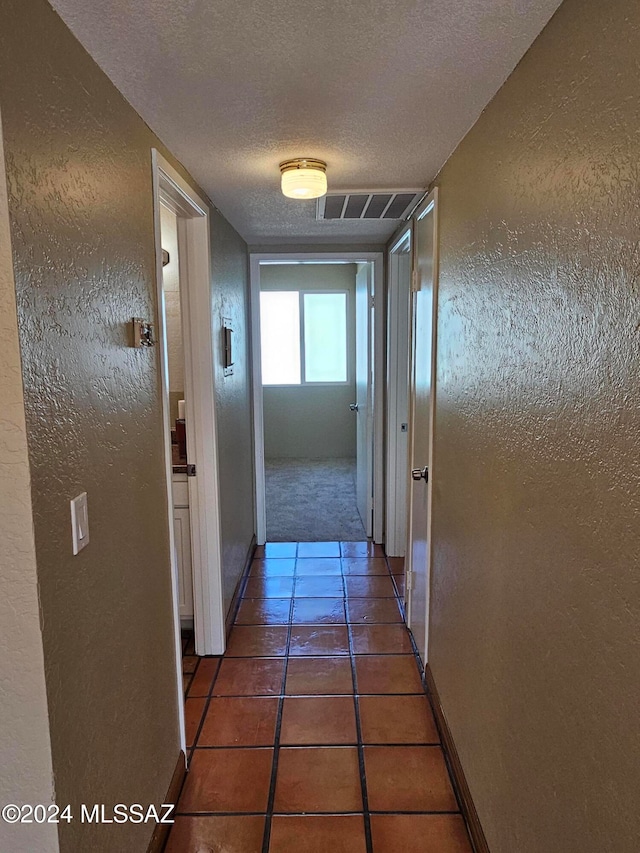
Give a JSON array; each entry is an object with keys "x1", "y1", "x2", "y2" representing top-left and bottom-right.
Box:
[
  {"x1": 210, "y1": 211, "x2": 255, "y2": 612},
  {"x1": 0, "y1": 0, "x2": 253, "y2": 849},
  {"x1": 428, "y1": 0, "x2": 640, "y2": 851},
  {"x1": 262, "y1": 264, "x2": 357, "y2": 459},
  {"x1": 0, "y1": 111, "x2": 59, "y2": 853}
]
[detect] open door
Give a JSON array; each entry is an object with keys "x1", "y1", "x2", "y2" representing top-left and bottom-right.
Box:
[
  {"x1": 406, "y1": 189, "x2": 439, "y2": 666},
  {"x1": 355, "y1": 262, "x2": 373, "y2": 537},
  {"x1": 152, "y1": 151, "x2": 225, "y2": 660}
]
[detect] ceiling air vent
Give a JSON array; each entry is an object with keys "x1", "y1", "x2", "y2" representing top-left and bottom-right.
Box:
[{"x1": 317, "y1": 190, "x2": 424, "y2": 221}]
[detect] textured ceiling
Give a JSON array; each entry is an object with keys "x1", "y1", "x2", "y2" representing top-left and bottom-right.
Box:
[{"x1": 50, "y1": 0, "x2": 562, "y2": 245}]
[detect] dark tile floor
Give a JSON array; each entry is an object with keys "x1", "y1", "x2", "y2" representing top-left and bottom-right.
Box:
[{"x1": 168, "y1": 542, "x2": 472, "y2": 853}]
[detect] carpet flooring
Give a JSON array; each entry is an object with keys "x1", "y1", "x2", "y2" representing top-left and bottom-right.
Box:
[{"x1": 265, "y1": 458, "x2": 367, "y2": 542}]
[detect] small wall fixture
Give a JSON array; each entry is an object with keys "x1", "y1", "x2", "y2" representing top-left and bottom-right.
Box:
[
  {"x1": 131, "y1": 317, "x2": 155, "y2": 347},
  {"x1": 280, "y1": 158, "x2": 327, "y2": 200}
]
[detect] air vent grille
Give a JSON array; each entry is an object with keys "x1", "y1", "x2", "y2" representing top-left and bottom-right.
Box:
[{"x1": 317, "y1": 190, "x2": 424, "y2": 221}]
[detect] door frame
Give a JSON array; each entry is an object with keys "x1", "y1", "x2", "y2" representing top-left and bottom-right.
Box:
[
  {"x1": 385, "y1": 223, "x2": 413, "y2": 557},
  {"x1": 249, "y1": 252, "x2": 384, "y2": 545},
  {"x1": 152, "y1": 150, "x2": 226, "y2": 674},
  {"x1": 406, "y1": 188, "x2": 439, "y2": 662}
]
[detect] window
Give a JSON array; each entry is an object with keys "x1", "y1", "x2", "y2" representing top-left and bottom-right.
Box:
[{"x1": 260, "y1": 291, "x2": 348, "y2": 385}]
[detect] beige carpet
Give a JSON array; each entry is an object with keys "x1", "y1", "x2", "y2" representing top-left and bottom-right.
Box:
[{"x1": 265, "y1": 457, "x2": 367, "y2": 542}]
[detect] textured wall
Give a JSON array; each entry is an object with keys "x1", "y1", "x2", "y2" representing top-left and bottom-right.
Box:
[
  {"x1": 0, "y1": 0, "x2": 252, "y2": 849},
  {"x1": 262, "y1": 264, "x2": 357, "y2": 458},
  {"x1": 210, "y1": 211, "x2": 255, "y2": 612},
  {"x1": 0, "y1": 111, "x2": 59, "y2": 853},
  {"x1": 428, "y1": 0, "x2": 640, "y2": 851}
]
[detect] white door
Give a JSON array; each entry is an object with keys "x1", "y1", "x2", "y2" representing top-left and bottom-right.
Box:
[
  {"x1": 386, "y1": 228, "x2": 412, "y2": 556},
  {"x1": 407, "y1": 190, "x2": 439, "y2": 666},
  {"x1": 355, "y1": 262, "x2": 373, "y2": 537}
]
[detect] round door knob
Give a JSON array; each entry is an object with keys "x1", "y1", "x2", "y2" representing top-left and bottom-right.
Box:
[{"x1": 411, "y1": 466, "x2": 429, "y2": 482}]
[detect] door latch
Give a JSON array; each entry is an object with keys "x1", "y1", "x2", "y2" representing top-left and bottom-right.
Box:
[
  {"x1": 411, "y1": 466, "x2": 428, "y2": 482},
  {"x1": 186, "y1": 464, "x2": 197, "y2": 477},
  {"x1": 349, "y1": 403, "x2": 359, "y2": 412}
]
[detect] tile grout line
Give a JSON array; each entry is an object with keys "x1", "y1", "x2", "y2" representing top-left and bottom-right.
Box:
[
  {"x1": 185, "y1": 655, "x2": 223, "y2": 766},
  {"x1": 260, "y1": 572, "x2": 296, "y2": 853},
  {"x1": 345, "y1": 564, "x2": 374, "y2": 853},
  {"x1": 382, "y1": 551, "x2": 468, "y2": 825}
]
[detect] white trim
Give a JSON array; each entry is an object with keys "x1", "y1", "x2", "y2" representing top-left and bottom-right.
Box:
[
  {"x1": 250, "y1": 252, "x2": 384, "y2": 545},
  {"x1": 152, "y1": 151, "x2": 225, "y2": 670},
  {"x1": 405, "y1": 188, "x2": 439, "y2": 663},
  {"x1": 385, "y1": 223, "x2": 412, "y2": 556}
]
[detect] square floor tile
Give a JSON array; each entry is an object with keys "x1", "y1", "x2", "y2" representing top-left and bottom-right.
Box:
[
  {"x1": 264, "y1": 542, "x2": 298, "y2": 558},
  {"x1": 182, "y1": 655, "x2": 198, "y2": 674},
  {"x1": 295, "y1": 576, "x2": 344, "y2": 597},
  {"x1": 370, "y1": 815, "x2": 472, "y2": 853},
  {"x1": 289, "y1": 626, "x2": 350, "y2": 656},
  {"x1": 178, "y1": 748, "x2": 273, "y2": 813},
  {"x1": 274, "y1": 747, "x2": 362, "y2": 812},
  {"x1": 188, "y1": 658, "x2": 220, "y2": 697},
  {"x1": 341, "y1": 557, "x2": 390, "y2": 575},
  {"x1": 244, "y1": 576, "x2": 295, "y2": 598},
  {"x1": 345, "y1": 576, "x2": 396, "y2": 597},
  {"x1": 235, "y1": 598, "x2": 291, "y2": 625},
  {"x1": 250, "y1": 559, "x2": 296, "y2": 577},
  {"x1": 286, "y1": 657, "x2": 353, "y2": 695},
  {"x1": 297, "y1": 542, "x2": 341, "y2": 558},
  {"x1": 295, "y1": 558, "x2": 342, "y2": 576},
  {"x1": 199, "y1": 696, "x2": 279, "y2": 746},
  {"x1": 387, "y1": 556, "x2": 405, "y2": 574},
  {"x1": 349, "y1": 625, "x2": 413, "y2": 655},
  {"x1": 347, "y1": 598, "x2": 403, "y2": 624},
  {"x1": 184, "y1": 697, "x2": 206, "y2": 748},
  {"x1": 213, "y1": 658, "x2": 285, "y2": 696},
  {"x1": 355, "y1": 655, "x2": 423, "y2": 694},
  {"x1": 359, "y1": 695, "x2": 439, "y2": 744},
  {"x1": 280, "y1": 696, "x2": 357, "y2": 745},
  {"x1": 292, "y1": 598, "x2": 346, "y2": 624},
  {"x1": 269, "y1": 815, "x2": 367, "y2": 852},
  {"x1": 166, "y1": 815, "x2": 265, "y2": 853},
  {"x1": 364, "y1": 746, "x2": 457, "y2": 811},
  {"x1": 340, "y1": 541, "x2": 385, "y2": 557},
  {"x1": 225, "y1": 626, "x2": 289, "y2": 657}
]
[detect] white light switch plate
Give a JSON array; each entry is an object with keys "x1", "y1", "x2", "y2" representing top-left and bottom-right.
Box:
[{"x1": 70, "y1": 492, "x2": 90, "y2": 555}]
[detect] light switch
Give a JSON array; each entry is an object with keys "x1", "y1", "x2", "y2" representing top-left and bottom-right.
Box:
[{"x1": 70, "y1": 492, "x2": 90, "y2": 555}]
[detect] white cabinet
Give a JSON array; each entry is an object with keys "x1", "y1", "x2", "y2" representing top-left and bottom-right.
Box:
[{"x1": 172, "y1": 474, "x2": 193, "y2": 621}]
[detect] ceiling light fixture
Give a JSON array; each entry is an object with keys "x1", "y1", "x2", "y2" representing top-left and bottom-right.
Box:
[{"x1": 280, "y1": 158, "x2": 327, "y2": 200}]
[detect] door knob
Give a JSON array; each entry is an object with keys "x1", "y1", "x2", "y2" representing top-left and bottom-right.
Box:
[
  {"x1": 411, "y1": 466, "x2": 429, "y2": 482},
  {"x1": 349, "y1": 403, "x2": 359, "y2": 412}
]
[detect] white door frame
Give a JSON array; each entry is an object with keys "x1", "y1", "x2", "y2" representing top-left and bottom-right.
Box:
[
  {"x1": 249, "y1": 252, "x2": 385, "y2": 545},
  {"x1": 405, "y1": 188, "x2": 439, "y2": 662},
  {"x1": 385, "y1": 223, "x2": 413, "y2": 557},
  {"x1": 152, "y1": 150, "x2": 226, "y2": 676}
]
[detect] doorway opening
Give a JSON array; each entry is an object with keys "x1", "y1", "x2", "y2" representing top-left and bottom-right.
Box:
[
  {"x1": 385, "y1": 225, "x2": 413, "y2": 559},
  {"x1": 250, "y1": 253, "x2": 384, "y2": 545},
  {"x1": 152, "y1": 151, "x2": 226, "y2": 673},
  {"x1": 405, "y1": 189, "x2": 439, "y2": 668}
]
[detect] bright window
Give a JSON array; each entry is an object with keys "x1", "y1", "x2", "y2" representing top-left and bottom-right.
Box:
[
  {"x1": 260, "y1": 291, "x2": 301, "y2": 385},
  {"x1": 303, "y1": 293, "x2": 348, "y2": 382},
  {"x1": 260, "y1": 291, "x2": 348, "y2": 385}
]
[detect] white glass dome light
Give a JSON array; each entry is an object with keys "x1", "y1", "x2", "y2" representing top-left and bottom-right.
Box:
[{"x1": 280, "y1": 158, "x2": 327, "y2": 200}]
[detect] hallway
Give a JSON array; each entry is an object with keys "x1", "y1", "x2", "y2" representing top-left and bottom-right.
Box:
[{"x1": 170, "y1": 542, "x2": 472, "y2": 852}]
